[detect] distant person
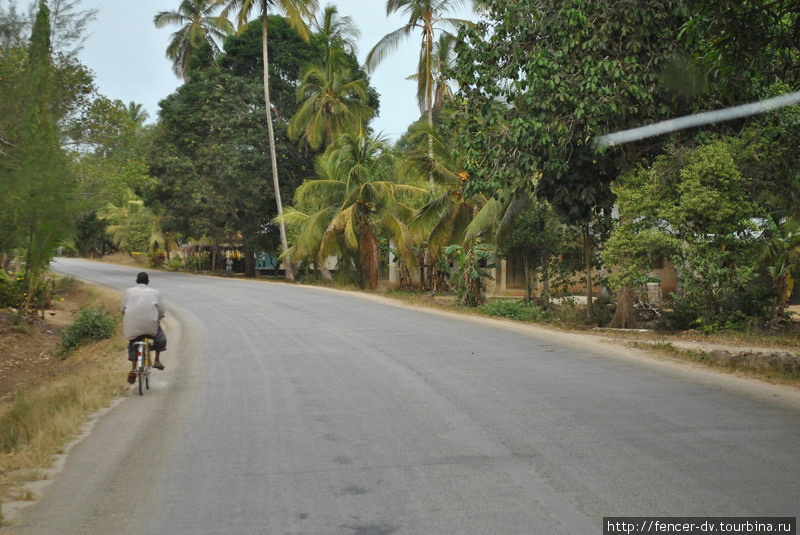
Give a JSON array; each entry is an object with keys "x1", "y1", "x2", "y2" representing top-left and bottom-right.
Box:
[
  {"x1": 121, "y1": 272, "x2": 167, "y2": 384},
  {"x1": 226, "y1": 256, "x2": 233, "y2": 276}
]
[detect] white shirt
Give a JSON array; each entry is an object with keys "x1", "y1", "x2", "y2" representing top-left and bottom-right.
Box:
[{"x1": 121, "y1": 284, "x2": 165, "y2": 340}]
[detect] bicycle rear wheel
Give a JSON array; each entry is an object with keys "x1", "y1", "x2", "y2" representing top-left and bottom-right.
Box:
[{"x1": 138, "y1": 369, "x2": 144, "y2": 395}]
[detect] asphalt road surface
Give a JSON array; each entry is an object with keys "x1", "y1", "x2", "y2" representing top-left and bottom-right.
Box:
[{"x1": 7, "y1": 258, "x2": 799, "y2": 534}]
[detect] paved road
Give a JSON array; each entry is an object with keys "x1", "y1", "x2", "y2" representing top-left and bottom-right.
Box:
[{"x1": 7, "y1": 258, "x2": 800, "y2": 534}]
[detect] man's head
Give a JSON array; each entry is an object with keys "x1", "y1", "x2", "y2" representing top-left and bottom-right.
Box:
[{"x1": 136, "y1": 272, "x2": 149, "y2": 285}]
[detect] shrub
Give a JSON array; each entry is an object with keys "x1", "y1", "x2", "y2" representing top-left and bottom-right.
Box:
[
  {"x1": 148, "y1": 249, "x2": 166, "y2": 268},
  {"x1": 54, "y1": 275, "x2": 79, "y2": 294},
  {"x1": 60, "y1": 307, "x2": 117, "y2": 353},
  {"x1": 166, "y1": 257, "x2": 184, "y2": 271},
  {"x1": 550, "y1": 298, "x2": 585, "y2": 325},
  {"x1": 479, "y1": 299, "x2": 548, "y2": 321},
  {"x1": 0, "y1": 272, "x2": 55, "y2": 311},
  {"x1": 0, "y1": 270, "x2": 20, "y2": 308}
]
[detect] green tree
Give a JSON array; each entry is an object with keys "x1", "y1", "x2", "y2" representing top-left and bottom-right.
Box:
[
  {"x1": 46, "y1": 0, "x2": 98, "y2": 58},
  {"x1": 466, "y1": 194, "x2": 566, "y2": 306},
  {"x1": 760, "y1": 217, "x2": 800, "y2": 318},
  {"x1": 0, "y1": 0, "x2": 31, "y2": 50},
  {"x1": 451, "y1": 0, "x2": 702, "y2": 322},
  {"x1": 65, "y1": 96, "x2": 156, "y2": 256},
  {"x1": 127, "y1": 101, "x2": 150, "y2": 125},
  {"x1": 679, "y1": 1, "x2": 800, "y2": 102},
  {"x1": 97, "y1": 190, "x2": 154, "y2": 253},
  {"x1": 605, "y1": 140, "x2": 764, "y2": 329},
  {"x1": 0, "y1": 0, "x2": 97, "y2": 58},
  {"x1": 2, "y1": 1, "x2": 79, "y2": 312},
  {"x1": 288, "y1": 46, "x2": 372, "y2": 150},
  {"x1": 366, "y1": 0, "x2": 472, "y2": 189},
  {"x1": 150, "y1": 16, "x2": 359, "y2": 274},
  {"x1": 404, "y1": 122, "x2": 483, "y2": 290},
  {"x1": 154, "y1": 0, "x2": 233, "y2": 81},
  {"x1": 223, "y1": 0, "x2": 320, "y2": 281},
  {"x1": 313, "y1": 3, "x2": 359, "y2": 54},
  {"x1": 406, "y1": 32, "x2": 455, "y2": 117},
  {"x1": 279, "y1": 132, "x2": 426, "y2": 289}
]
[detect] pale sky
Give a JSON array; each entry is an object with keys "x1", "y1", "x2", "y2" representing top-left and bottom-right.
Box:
[{"x1": 76, "y1": 0, "x2": 477, "y2": 141}]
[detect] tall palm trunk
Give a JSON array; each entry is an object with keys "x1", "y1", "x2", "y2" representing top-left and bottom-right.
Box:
[
  {"x1": 359, "y1": 218, "x2": 379, "y2": 290},
  {"x1": 425, "y1": 24, "x2": 434, "y2": 191},
  {"x1": 261, "y1": 14, "x2": 294, "y2": 282}
]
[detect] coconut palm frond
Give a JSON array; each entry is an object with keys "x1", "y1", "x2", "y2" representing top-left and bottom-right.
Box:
[
  {"x1": 464, "y1": 196, "x2": 502, "y2": 243},
  {"x1": 410, "y1": 191, "x2": 451, "y2": 235},
  {"x1": 294, "y1": 179, "x2": 345, "y2": 206},
  {"x1": 380, "y1": 211, "x2": 418, "y2": 269},
  {"x1": 155, "y1": 0, "x2": 233, "y2": 81}
]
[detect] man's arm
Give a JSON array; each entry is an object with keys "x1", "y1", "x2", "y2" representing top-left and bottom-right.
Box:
[{"x1": 155, "y1": 291, "x2": 165, "y2": 320}]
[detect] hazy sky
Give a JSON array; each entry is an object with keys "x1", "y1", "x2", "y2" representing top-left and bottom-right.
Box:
[{"x1": 76, "y1": 1, "x2": 477, "y2": 141}]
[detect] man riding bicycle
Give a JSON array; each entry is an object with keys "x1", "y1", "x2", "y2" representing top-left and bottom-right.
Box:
[{"x1": 121, "y1": 272, "x2": 167, "y2": 384}]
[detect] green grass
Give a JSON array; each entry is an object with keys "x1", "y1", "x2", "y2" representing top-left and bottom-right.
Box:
[{"x1": 478, "y1": 299, "x2": 548, "y2": 321}]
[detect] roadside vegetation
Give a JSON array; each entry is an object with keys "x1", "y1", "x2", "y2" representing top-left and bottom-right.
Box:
[{"x1": 0, "y1": 278, "x2": 125, "y2": 524}]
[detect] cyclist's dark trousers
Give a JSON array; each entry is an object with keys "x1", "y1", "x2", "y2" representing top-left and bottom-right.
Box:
[{"x1": 127, "y1": 325, "x2": 167, "y2": 361}]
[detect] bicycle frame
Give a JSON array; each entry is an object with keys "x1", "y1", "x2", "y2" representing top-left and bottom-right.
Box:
[{"x1": 132, "y1": 337, "x2": 153, "y2": 395}]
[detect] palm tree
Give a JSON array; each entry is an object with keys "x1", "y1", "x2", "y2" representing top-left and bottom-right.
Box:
[
  {"x1": 405, "y1": 32, "x2": 455, "y2": 116},
  {"x1": 154, "y1": 0, "x2": 233, "y2": 82},
  {"x1": 314, "y1": 3, "x2": 359, "y2": 54},
  {"x1": 278, "y1": 131, "x2": 427, "y2": 289},
  {"x1": 98, "y1": 190, "x2": 154, "y2": 253},
  {"x1": 465, "y1": 193, "x2": 565, "y2": 305},
  {"x1": 402, "y1": 121, "x2": 481, "y2": 290},
  {"x1": 762, "y1": 216, "x2": 800, "y2": 317},
  {"x1": 222, "y1": 0, "x2": 319, "y2": 282},
  {"x1": 288, "y1": 47, "x2": 373, "y2": 150},
  {"x1": 127, "y1": 101, "x2": 150, "y2": 126},
  {"x1": 365, "y1": 0, "x2": 472, "y2": 189}
]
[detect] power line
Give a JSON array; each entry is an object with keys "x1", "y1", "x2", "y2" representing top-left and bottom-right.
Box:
[{"x1": 594, "y1": 91, "x2": 800, "y2": 147}]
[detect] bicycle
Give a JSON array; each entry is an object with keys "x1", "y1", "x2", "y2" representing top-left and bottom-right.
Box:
[{"x1": 131, "y1": 337, "x2": 153, "y2": 396}]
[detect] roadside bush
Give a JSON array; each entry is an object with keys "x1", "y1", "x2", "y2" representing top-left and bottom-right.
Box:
[
  {"x1": 54, "y1": 275, "x2": 79, "y2": 294},
  {"x1": 550, "y1": 298, "x2": 585, "y2": 326},
  {"x1": 0, "y1": 272, "x2": 55, "y2": 311},
  {"x1": 148, "y1": 249, "x2": 166, "y2": 268},
  {"x1": 166, "y1": 257, "x2": 184, "y2": 271},
  {"x1": 60, "y1": 307, "x2": 117, "y2": 354},
  {"x1": 479, "y1": 299, "x2": 548, "y2": 321},
  {"x1": 0, "y1": 270, "x2": 19, "y2": 308}
]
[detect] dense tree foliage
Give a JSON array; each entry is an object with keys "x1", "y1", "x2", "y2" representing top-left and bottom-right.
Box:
[
  {"x1": 1, "y1": 1, "x2": 80, "y2": 310},
  {"x1": 451, "y1": 0, "x2": 697, "y2": 218},
  {"x1": 149, "y1": 16, "x2": 378, "y2": 275},
  {"x1": 280, "y1": 132, "x2": 425, "y2": 289}
]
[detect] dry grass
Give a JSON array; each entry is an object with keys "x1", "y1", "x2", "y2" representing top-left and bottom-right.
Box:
[
  {"x1": 0, "y1": 281, "x2": 128, "y2": 522},
  {"x1": 91, "y1": 252, "x2": 147, "y2": 268},
  {"x1": 627, "y1": 341, "x2": 800, "y2": 387}
]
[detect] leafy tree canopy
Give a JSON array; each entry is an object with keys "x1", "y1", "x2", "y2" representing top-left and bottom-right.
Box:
[
  {"x1": 450, "y1": 0, "x2": 700, "y2": 222},
  {"x1": 150, "y1": 15, "x2": 379, "y2": 255}
]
